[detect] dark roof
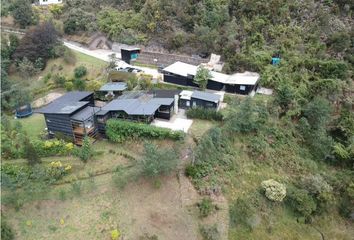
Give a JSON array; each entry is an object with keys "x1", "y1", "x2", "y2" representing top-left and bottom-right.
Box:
[
  {"x1": 191, "y1": 91, "x2": 222, "y2": 103},
  {"x1": 35, "y1": 91, "x2": 93, "y2": 114},
  {"x1": 147, "y1": 89, "x2": 181, "y2": 98},
  {"x1": 99, "y1": 82, "x2": 127, "y2": 92},
  {"x1": 71, "y1": 106, "x2": 101, "y2": 121},
  {"x1": 97, "y1": 92, "x2": 174, "y2": 116}
]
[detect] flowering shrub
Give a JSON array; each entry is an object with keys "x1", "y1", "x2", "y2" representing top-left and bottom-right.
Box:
[
  {"x1": 33, "y1": 139, "x2": 75, "y2": 157},
  {"x1": 47, "y1": 161, "x2": 72, "y2": 180},
  {"x1": 111, "y1": 229, "x2": 120, "y2": 240},
  {"x1": 261, "y1": 179, "x2": 286, "y2": 202}
]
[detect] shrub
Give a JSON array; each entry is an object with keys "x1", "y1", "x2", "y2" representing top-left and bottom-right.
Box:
[
  {"x1": 111, "y1": 229, "x2": 120, "y2": 240},
  {"x1": 65, "y1": 81, "x2": 74, "y2": 91},
  {"x1": 198, "y1": 198, "x2": 214, "y2": 218},
  {"x1": 23, "y1": 137, "x2": 41, "y2": 166},
  {"x1": 186, "y1": 107, "x2": 223, "y2": 121},
  {"x1": 106, "y1": 119, "x2": 184, "y2": 142},
  {"x1": 286, "y1": 186, "x2": 317, "y2": 218},
  {"x1": 74, "y1": 137, "x2": 92, "y2": 163},
  {"x1": 63, "y1": 48, "x2": 76, "y2": 65},
  {"x1": 261, "y1": 179, "x2": 286, "y2": 202},
  {"x1": 74, "y1": 65, "x2": 87, "y2": 78},
  {"x1": 301, "y1": 174, "x2": 334, "y2": 213},
  {"x1": 229, "y1": 196, "x2": 257, "y2": 229},
  {"x1": 200, "y1": 224, "x2": 220, "y2": 240},
  {"x1": 71, "y1": 181, "x2": 82, "y2": 196},
  {"x1": 53, "y1": 74, "x2": 66, "y2": 87},
  {"x1": 1, "y1": 219, "x2": 14, "y2": 240},
  {"x1": 73, "y1": 78, "x2": 86, "y2": 90},
  {"x1": 140, "y1": 143, "x2": 178, "y2": 179}
]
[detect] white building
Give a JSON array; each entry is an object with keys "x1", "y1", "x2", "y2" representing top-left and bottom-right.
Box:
[{"x1": 38, "y1": 0, "x2": 62, "y2": 5}]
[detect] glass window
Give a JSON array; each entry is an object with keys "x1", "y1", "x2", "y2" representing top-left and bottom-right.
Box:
[
  {"x1": 240, "y1": 85, "x2": 246, "y2": 91},
  {"x1": 186, "y1": 101, "x2": 190, "y2": 107}
]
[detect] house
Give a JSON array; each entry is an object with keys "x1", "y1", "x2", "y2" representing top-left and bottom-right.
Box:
[
  {"x1": 35, "y1": 91, "x2": 99, "y2": 145},
  {"x1": 38, "y1": 0, "x2": 62, "y2": 5},
  {"x1": 121, "y1": 47, "x2": 141, "y2": 64},
  {"x1": 163, "y1": 61, "x2": 260, "y2": 95},
  {"x1": 97, "y1": 82, "x2": 127, "y2": 100},
  {"x1": 95, "y1": 90, "x2": 179, "y2": 135},
  {"x1": 179, "y1": 90, "x2": 222, "y2": 110}
]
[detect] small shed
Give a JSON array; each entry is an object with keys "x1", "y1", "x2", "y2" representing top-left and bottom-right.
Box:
[
  {"x1": 179, "y1": 90, "x2": 222, "y2": 110},
  {"x1": 121, "y1": 47, "x2": 141, "y2": 64}
]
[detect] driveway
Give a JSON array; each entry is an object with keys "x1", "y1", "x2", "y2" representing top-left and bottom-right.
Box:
[
  {"x1": 151, "y1": 110, "x2": 193, "y2": 133},
  {"x1": 64, "y1": 40, "x2": 161, "y2": 79}
]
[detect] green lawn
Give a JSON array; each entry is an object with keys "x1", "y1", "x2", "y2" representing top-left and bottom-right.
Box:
[{"x1": 12, "y1": 113, "x2": 46, "y2": 139}]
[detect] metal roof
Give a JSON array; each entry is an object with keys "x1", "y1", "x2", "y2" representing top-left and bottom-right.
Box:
[
  {"x1": 35, "y1": 91, "x2": 93, "y2": 114},
  {"x1": 163, "y1": 61, "x2": 259, "y2": 85},
  {"x1": 98, "y1": 92, "x2": 174, "y2": 116},
  {"x1": 71, "y1": 106, "x2": 101, "y2": 121},
  {"x1": 99, "y1": 82, "x2": 127, "y2": 92},
  {"x1": 191, "y1": 91, "x2": 222, "y2": 103}
]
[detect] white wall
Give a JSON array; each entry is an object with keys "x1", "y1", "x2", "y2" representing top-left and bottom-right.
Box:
[{"x1": 39, "y1": 0, "x2": 62, "y2": 5}]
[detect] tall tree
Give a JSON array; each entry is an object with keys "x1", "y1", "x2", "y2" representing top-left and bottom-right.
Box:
[
  {"x1": 193, "y1": 66, "x2": 212, "y2": 90},
  {"x1": 23, "y1": 137, "x2": 41, "y2": 166},
  {"x1": 10, "y1": 0, "x2": 35, "y2": 28},
  {"x1": 13, "y1": 22, "x2": 59, "y2": 63}
]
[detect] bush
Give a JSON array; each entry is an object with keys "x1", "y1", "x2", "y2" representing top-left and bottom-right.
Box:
[
  {"x1": 53, "y1": 74, "x2": 66, "y2": 87},
  {"x1": 286, "y1": 186, "x2": 317, "y2": 218},
  {"x1": 71, "y1": 181, "x2": 82, "y2": 196},
  {"x1": 111, "y1": 229, "x2": 120, "y2": 240},
  {"x1": 74, "y1": 65, "x2": 87, "y2": 78},
  {"x1": 198, "y1": 198, "x2": 215, "y2": 218},
  {"x1": 23, "y1": 137, "x2": 41, "y2": 166},
  {"x1": 74, "y1": 137, "x2": 92, "y2": 162},
  {"x1": 186, "y1": 107, "x2": 223, "y2": 121},
  {"x1": 261, "y1": 179, "x2": 286, "y2": 202},
  {"x1": 200, "y1": 224, "x2": 220, "y2": 240},
  {"x1": 140, "y1": 143, "x2": 178, "y2": 179},
  {"x1": 63, "y1": 48, "x2": 76, "y2": 64},
  {"x1": 73, "y1": 78, "x2": 86, "y2": 90},
  {"x1": 229, "y1": 196, "x2": 258, "y2": 230},
  {"x1": 1, "y1": 219, "x2": 14, "y2": 240},
  {"x1": 106, "y1": 119, "x2": 184, "y2": 142}
]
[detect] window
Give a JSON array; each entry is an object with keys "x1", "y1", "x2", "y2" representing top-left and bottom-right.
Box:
[
  {"x1": 240, "y1": 85, "x2": 246, "y2": 91},
  {"x1": 192, "y1": 101, "x2": 197, "y2": 107},
  {"x1": 186, "y1": 101, "x2": 190, "y2": 107}
]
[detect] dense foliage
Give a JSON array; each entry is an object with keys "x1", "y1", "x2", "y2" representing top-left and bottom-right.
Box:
[
  {"x1": 106, "y1": 119, "x2": 184, "y2": 142},
  {"x1": 186, "y1": 107, "x2": 223, "y2": 121}
]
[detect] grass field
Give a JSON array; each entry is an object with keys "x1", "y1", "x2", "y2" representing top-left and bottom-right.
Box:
[{"x1": 11, "y1": 113, "x2": 46, "y2": 139}]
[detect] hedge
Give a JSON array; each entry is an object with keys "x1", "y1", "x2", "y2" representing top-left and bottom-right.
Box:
[
  {"x1": 106, "y1": 119, "x2": 185, "y2": 142},
  {"x1": 186, "y1": 107, "x2": 223, "y2": 121}
]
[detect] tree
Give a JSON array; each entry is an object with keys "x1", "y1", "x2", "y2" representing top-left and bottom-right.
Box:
[
  {"x1": 193, "y1": 66, "x2": 212, "y2": 90},
  {"x1": 107, "y1": 53, "x2": 117, "y2": 69},
  {"x1": 76, "y1": 137, "x2": 93, "y2": 163},
  {"x1": 14, "y1": 22, "x2": 59, "y2": 63},
  {"x1": 23, "y1": 137, "x2": 41, "y2": 166},
  {"x1": 73, "y1": 78, "x2": 86, "y2": 90},
  {"x1": 140, "y1": 142, "x2": 178, "y2": 179},
  {"x1": 303, "y1": 97, "x2": 332, "y2": 129},
  {"x1": 275, "y1": 82, "x2": 295, "y2": 113},
  {"x1": 17, "y1": 57, "x2": 38, "y2": 77},
  {"x1": 10, "y1": 0, "x2": 35, "y2": 28},
  {"x1": 287, "y1": 186, "x2": 317, "y2": 218}
]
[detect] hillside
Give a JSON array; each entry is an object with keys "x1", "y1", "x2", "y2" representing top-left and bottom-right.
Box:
[{"x1": 1, "y1": 0, "x2": 353, "y2": 240}]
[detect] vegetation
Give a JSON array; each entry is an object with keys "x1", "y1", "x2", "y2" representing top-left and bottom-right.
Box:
[
  {"x1": 186, "y1": 107, "x2": 223, "y2": 121},
  {"x1": 106, "y1": 119, "x2": 185, "y2": 142},
  {"x1": 261, "y1": 179, "x2": 287, "y2": 202},
  {"x1": 193, "y1": 66, "x2": 212, "y2": 90}
]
